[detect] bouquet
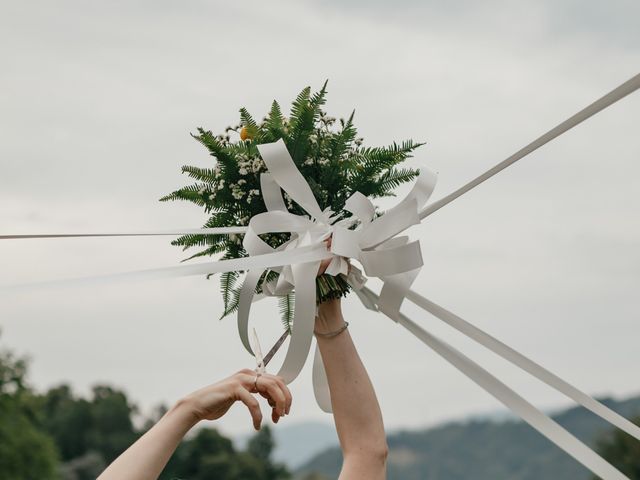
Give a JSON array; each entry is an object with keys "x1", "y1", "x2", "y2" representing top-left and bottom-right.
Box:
[
  {"x1": 161, "y1": 81, "x2": 423, "y2": 330},
  {"x1": 4, "y1": 73, "x2": 638, "y2": 479}
]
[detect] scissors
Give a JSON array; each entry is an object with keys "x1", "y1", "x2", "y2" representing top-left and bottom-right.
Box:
[{"x1": 251, "y1": 328, "x2": 290, "y2": 373}]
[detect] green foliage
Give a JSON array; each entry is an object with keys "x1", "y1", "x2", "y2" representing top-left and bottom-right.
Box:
[
  {"x1": 85, "y1": 385, "x2": 139, "y2": 462},
  {"x1": 594, "y1": 417, "x2": 640, "y2": 479},
  {"x1": 59, "y1": 452, "x2": 106, "y2": 480},
  {"x1": 163, "y1": 426, "x2": 290, "y2": 480},
  {"x1": 248, "y1": 425, "x2": 276, "y2": 462},
  {"x1": 0, "y1": 407, "x2": 60, "y2": 480},
  {"x1": 300, "y1": 474, "x2": 331, "y2": 480},
  {"x1": 40, "y1": 384, "x2": 139, "y2": 465},
  {"x1": 278, "y1": 294, "x2": 295, "y2": 332},
  {"x1": 162, "y1": 82, "x2": 424, "y2": 330},
  {"x1": 0, "y1": 340, "x2": 59, "y2": 479},
  {"x1": 0, "y1": 337, "x2": 292, "y2": 480},
  {"x1": 40, "y1": 385, "x2": 93, "y2": 461}
]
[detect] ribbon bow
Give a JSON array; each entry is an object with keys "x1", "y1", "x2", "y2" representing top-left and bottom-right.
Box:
[{"x1": 238, "y1": 140, "x2": 437, "y2": 411}]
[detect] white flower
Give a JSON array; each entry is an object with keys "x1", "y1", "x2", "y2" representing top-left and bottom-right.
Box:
[
  {"x1": 231, "y1": 182, "x2": 245, "y2": 200},
  {"x1": 252, "y1": 159, "x2": 264, "y2": 172},
  {"x1": 239, "y1": 168, "x2": 248, "y2": 176},
  {"x1": 237, "y1": 179, "x2": 247, "y2": 185},
  {"x1": 209, "y1": 194, "x2": 215, "y2": 200},
  {"x1": 304, "y1": 158, "x2": 314, "y2": 165}
]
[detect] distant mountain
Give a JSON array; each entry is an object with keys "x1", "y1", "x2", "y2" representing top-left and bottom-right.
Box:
[
  {"x1": 296, "y1": 394, "x2": 640, "y2": 480},
  {"x1": 236, "y1": 421, "x2": 338, "y2": 470}
]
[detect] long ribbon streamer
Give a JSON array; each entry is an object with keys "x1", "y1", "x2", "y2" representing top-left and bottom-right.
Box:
[
  {"x1": 0, "y1": 227, "x2": 248, "y2": 240},
  {"x1": 405, "y1": 290, "x2": 640, "y2": 441},
  {"x1": 356, "y1": 286, "x2": 628, "y2": 479},
  {"x1": 419, "y1": 72, "x2": 640, "y2": 219},
  {"x1": 398, "y1": 312, "x2": 627, "y2": 480},
  {"x1": 0, "y1": 244, "x2": 331, "y2": 292}
]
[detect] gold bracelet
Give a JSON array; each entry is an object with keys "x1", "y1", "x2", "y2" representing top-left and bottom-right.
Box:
[{"x1": 314, "y1": 321, "x2": 349, "y2": 338}]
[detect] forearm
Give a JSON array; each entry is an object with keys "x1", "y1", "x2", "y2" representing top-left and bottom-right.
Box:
[
  {"x1": 315, "y1": 300, "x2": 387, "y2": 460},
  {"x1": 97, "y1": 399, "x2": 198, "y2": 480}
]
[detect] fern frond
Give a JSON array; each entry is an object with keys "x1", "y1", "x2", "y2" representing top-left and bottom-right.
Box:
[
  {"x1": 239, "y1": 107, "x2": 260, "y2": 140},
  {"x1": 191, "y1": 128, "x2": 237, "y2": 176},
  {"x1": 288, "y1": 81, "x2": 327, "y2": 162},
  {"x1": 171, "y1": 233, "x2": 223, "y2": 249},
  {"x1": 355, "y1": 140, "x2": 425, "y2": 172},
  {"x1": 159, "y1": 183, "x2": 208, "y2": 206},
  {"x1": 278, "y1": 293, "x2": 294, "y2": 332},
  {"x1": 181, "y1": 165, "x2": 219, "y2": 184},
  {"x1": 288, "y1": 86, "x2": 311, "y2": 130},
  {"x1": 180, "y1": 244, "x2": 226, "y2": 262},
  {"x1": 331, "y1": 110, "x2": 357, "y2": 160},
  {"x1": 171, "y1": 212, "x2": 238, "y2": 249},
  {"x1": 263, "y1": 100, "x2": 286, "y2": 141},
  {"x1": 376, "y1": 167, "x2": 420, "y2": 195},
  {"x1": 220, "y1": 271, "x2": 240, "y2": 319}
]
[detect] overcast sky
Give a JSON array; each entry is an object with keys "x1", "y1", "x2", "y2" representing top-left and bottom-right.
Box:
[{"x1": 1, "y1": 0, "x2": 639, "y2": 439}]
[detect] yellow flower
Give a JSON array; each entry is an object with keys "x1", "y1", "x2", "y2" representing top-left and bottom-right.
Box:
[{"x1": 240, "y1": 127, "x2": 252, "y2": 141}]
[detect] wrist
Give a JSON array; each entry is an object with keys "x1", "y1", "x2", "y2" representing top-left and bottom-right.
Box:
[
  {"x1": 170, "y1": 397, "x2": 201, "y2": 429},
  {"x1": 315, "y1": 299, "x2": 344, "y2": 334},
  {"x1": 317, "y1": 298, "x2": 342, "y2": 316}
]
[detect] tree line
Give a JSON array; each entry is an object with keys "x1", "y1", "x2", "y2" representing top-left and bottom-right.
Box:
[{"x1": 0, "y1": 335, "x2": 290, "y2": 479}]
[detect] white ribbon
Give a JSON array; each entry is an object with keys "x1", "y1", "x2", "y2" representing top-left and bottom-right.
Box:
[
  {"x1": 405, "y1": 290, "x2": 640, "y2": 441},
  {"x1": 2, "y1": 73, "x2": 639, "y2": 480},
  {"x1": 0, "y1": 227, "x2": 248, "y2": 240},
  {"x1": 231, "y1": 139, "x2": 437, "y2": 388},
  {"x1": 396, "y1": 311, "x2": 627, "y2": 480},
  {"x1": 356, "y1": 285, "x2": 632, "y2": 480},
  {"x1": 419, "y1": 72, "x2": 640, "y2": 219}
]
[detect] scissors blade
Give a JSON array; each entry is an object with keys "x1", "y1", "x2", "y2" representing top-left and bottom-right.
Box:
[
  {"x1": 262, "y1": 329, "x2": 290, "y2": 368},
  {"x1": 251, "y1": 328, "x2": 266, "y2": 374}
]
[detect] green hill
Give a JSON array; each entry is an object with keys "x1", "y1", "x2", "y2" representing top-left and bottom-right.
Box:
[{"x1": 296, "y1": 395, "x2": 640, "y2": 479}]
